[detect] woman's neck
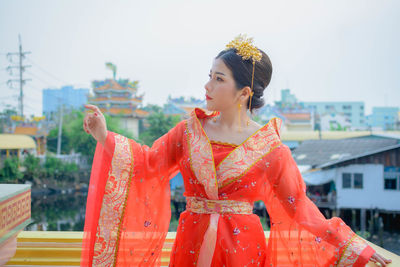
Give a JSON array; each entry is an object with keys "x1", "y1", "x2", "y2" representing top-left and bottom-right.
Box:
[{"x1": 215, "y1": 105, "x2": 251, "y2": 130}]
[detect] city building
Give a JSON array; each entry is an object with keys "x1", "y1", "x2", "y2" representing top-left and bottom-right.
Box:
[
  {"x1": 42, "y1": 85, "x2": 89, "y2": 120},
  {"x1": 163, "y1": 95, "x2": 206, "y2": 119},
  {"x1": 294, "y1": 136, "x2": 400, "y2": 232},
  {"x1": 302, "y1": 101, "x2": 366, "y2": 130},
  {"x1": 258, "y1": 89, "x2": 314, "y2": 131},
  {"x1": 366, "y1": 107, "x2": 400, "y2": 131}
]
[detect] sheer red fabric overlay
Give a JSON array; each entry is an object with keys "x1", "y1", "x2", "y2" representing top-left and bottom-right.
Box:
[{"x1": 80, "y1": 107, "x2": 375, "y2": 266}]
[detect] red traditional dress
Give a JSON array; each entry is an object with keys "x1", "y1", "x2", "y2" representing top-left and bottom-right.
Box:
[{"x1": 80, "y1": 107, "x2": 375, "y2": 266}]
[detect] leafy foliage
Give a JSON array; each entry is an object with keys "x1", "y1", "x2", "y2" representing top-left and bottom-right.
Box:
[
  {"x1": 0, "y1": 156, "x2": 23, "y2": 182},
  {"x1": 46, "y1": 108, "x2": 135, "y2": 165},
  {"x1": 139, "y1": 108, "x2": 181, "y2": 146}
]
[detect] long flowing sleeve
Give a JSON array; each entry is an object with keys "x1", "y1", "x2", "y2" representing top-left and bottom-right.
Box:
[
  {"x1": 260, "y1": 144, "x2": 375, "y2": 267},
  {"x1": 81, "y1": 120, "x2": 185, "y2": 267}
]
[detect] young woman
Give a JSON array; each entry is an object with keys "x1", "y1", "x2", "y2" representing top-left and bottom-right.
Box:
[{"x1": 81, "y1": 35, "x2": 391, "y2": 266}]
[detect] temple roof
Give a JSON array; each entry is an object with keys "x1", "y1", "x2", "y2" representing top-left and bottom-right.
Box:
[
  {"x1": 99, "y1": 107, "x2": 149, "y2": 117},
  {"x1": 92, "y1": 79, "x2": 139, "y2": 91}
]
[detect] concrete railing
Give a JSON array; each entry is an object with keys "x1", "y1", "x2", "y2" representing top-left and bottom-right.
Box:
[{"x1": 5, "y1": 231, "x2": 400, "y2": 266}]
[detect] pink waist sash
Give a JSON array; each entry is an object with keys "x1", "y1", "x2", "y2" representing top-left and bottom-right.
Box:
[{"x1": 185, "y1": 197, "x2": 254, "y2": 266}]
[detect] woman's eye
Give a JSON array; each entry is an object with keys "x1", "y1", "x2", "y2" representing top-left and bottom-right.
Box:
[{"x1": 208, "y1": 74, "x2": 222, "y2": 82}]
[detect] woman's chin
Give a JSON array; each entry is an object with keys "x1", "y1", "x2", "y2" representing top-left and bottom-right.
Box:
[{"x1": 205, "y1": 102, "x2": 215, "y2": 111}]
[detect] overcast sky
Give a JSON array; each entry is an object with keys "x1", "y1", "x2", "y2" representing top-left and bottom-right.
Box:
[{"x1": 1, "y1": 0, "x2": 399, "y2": 117}]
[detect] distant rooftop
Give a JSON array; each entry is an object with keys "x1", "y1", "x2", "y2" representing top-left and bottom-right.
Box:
[{"x1": 292, "y1": 137, "x2": 399, "y2": 167}]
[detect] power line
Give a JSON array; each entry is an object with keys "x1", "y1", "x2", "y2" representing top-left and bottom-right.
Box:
[
  {"x1": 25, "y1": 70, "x2": 57, "y2": 87},
  {"x1": 6, "y1": 34, "x2": 32, "y2": 118},
  {"x1": 26, "y1": 84, "x2": 44, "y2": 92},
  {"x1": 25, "y1": 56, "x2": 67, "y2": 84}
]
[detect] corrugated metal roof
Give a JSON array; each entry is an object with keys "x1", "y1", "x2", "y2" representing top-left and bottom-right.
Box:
[
  {"x1": 280, "y1": 131, "x2": 400, "y2": 141},
  {"x1": 0, "y1": 134, "x2": 36, "y2": 149},
  {"x1": 292, "y1": 137, "x2": 398, "y2": 167},
  {"x1": 317, "y1": 143, "x2": 400, "y2": 168}
]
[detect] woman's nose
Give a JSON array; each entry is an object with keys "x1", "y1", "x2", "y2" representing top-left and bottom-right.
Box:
[{"x1": 204, "y1": 80, "x2": 211, "y2": 92}]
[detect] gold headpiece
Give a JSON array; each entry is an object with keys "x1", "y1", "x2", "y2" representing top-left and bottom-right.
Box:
[
  {"x1": 225, "y1": 34, "x2": 262, "y2": 112},
  {"x1": 225, "y1": 34, "x2": 262, "y2": 63}
]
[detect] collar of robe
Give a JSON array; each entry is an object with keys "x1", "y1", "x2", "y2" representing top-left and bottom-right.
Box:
[{"x1": 185, "y1": 107, "x2": 283, "y2": 200}]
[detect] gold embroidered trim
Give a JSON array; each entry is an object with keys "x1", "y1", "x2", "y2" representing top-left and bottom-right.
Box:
[
  {"x1": 93, "y1": 134, "x2": 134, "y2": 267},
  {"x1": 186, "y1": 197, "x2": 253, "y2": 214},
  {"x1": 336, "y1": 234, "x2": 368, "y2": 266},
  {"x1": 186, "y1": 107, "x2": 283, "y2": 195},
  {"x1": 112, "y1": 138, "x2": 134, "y2": 266},
  {"x1": 215, "y1": 117, "x2": 281, "y2": 170},
  {"x1": 216, "y1": 117, "x2": 282, "y2": 189},
  {"x1": 219, "y1": 141, "x2": 282, "y2": 189},
  {"x1": 186, "y1": 117, "x2": 218, "y2": 199},
  {"x1": 210, "y1": 139, "x2": 239, "y2": 147}
]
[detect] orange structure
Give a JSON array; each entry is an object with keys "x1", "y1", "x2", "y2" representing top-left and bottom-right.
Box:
[{"x1": 89, "y1": 79, "x2": 149, "y2": 138}]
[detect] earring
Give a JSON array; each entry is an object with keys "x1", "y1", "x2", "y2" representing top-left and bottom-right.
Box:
[
  {"x1": 238, "y1": 102, "x2": 242, "y2": 133},
  {"x1": 247, "y1": 91, "x2": 254, "y2": 127}
]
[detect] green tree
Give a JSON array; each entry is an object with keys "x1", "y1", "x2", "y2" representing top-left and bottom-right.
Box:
[
  {"x1": 46, "y1": 126, "x2": 71, "y2": 154},
  {"x1": 22, "y1": 154, "x2": 42, "y2": 182},
  {"x1": 0, "y1": 106, "x2": 18, "y2": 133},
  {"x1": 139, "y1": 108, "x2": 181, "y2": 146},
  {"x1": 0, "y1": 156, "x2": 23, "y2": 183},
  {"x1": 46, "y1": 108, "x2": 135, "y2": 165}
]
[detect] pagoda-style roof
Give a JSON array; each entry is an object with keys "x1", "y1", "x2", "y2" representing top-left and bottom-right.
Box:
[
  {"x1": 98, "y1": 107, "x2": 149, "y2": 117},
  {"x1": 92, "y1": 79, "x2": 139, "y2": 92},
  {"x1": 90, "y1": 96, "x2": 143, "y2": 103},
  {"x1": 134, "y1": 109, "x2": 150, "y2": 116}
]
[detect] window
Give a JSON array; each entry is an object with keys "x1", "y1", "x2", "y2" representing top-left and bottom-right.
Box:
[
  {"x1": 342, "y1": 173, "x2": 351, "y2": 188},
  {"x1": 353, "y1": 173, "x2": 363, "y2": 189},
  {"x1": 384, "y1": 167, "x2": 399, "y2": 190},
  {"x1": 384, "y1": 178, "x2": 397, "y2": 190},
  {"x1": 343, "y1": 105, "x2": 352, "y2": 110},
  {"x1": 342, "y1": 172, "x2": 363, "y2": 189},
  {"x1": 325, "y1": 105, "x2": 335, "y2": 111}
]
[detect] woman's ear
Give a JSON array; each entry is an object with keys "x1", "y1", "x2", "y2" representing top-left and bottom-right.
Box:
[{"x1": 242, "y1": 86, "x2": 252, "y2": 99}]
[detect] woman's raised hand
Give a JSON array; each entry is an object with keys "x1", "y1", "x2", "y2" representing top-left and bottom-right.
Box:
[
  {"x1": 369, "y1": 252, "x2": 392, "y2": 266},
  {"x1": 83, "y1": 104, "x2": 108, "y2": 145}
]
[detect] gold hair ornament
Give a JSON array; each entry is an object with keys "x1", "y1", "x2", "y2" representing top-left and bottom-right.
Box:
[{"x1": 225, "y1": 34, "x2": 261, "y2": 113}]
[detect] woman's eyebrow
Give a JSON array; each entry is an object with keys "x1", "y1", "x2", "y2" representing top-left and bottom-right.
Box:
[{"x1": 209, "y1": 70, "x2": 226, "y2": 76}]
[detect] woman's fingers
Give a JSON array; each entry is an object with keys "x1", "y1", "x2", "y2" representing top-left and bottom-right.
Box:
[
  {"x1": 83, "y1": 114, "x2": 91, "y2": 134},
  {"x1": 371, "y1": 253, "x2": 392, "y2": 266},
  {"x1": 83, "y1": 109, "x2": 97, "y2": 134},
  {"x1": 83, "y1": 104, "x2": 107, "y2": 142},
  {"x1": 378, "y1": 253, "x2": 392, "y2": 265},
  {"x1": 84, "y1": 104, "x2": 101, "y2": 114},
  {"x1": 84, "y1": 104, "x2": 103, "y2": 120}
]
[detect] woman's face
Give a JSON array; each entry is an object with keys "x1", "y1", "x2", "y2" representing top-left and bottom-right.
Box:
[{"x1": 204, "y1": 58, "x2": 241, "y2": 111}]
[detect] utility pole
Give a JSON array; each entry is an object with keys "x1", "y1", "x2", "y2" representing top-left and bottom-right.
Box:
[
  {"x1": 56, "y1": 98, "x2": 64, "y2": 156},
  {"x1": 6, "y1": 34, "x2": 31, "y2": 118}
]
